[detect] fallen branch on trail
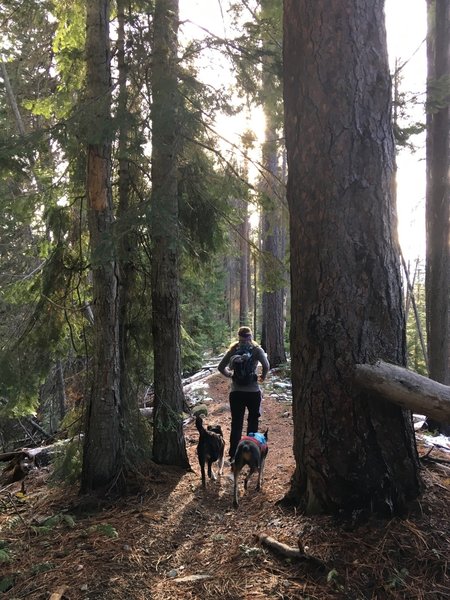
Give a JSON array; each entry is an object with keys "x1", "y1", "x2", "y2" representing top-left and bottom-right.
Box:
[
  {"x1": 354, "y1": 361, "x2": 450, "y2": 424},
  {"x1": 257, "y1": 533, "x2": 326, "y2": 568}
]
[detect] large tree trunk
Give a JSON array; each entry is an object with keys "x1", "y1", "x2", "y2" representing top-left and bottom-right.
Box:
[
  {"x1": 283, "y1": 0, "x2": 421, "y2": 515},
  {"x1": 116, "y1": 0, "x2": 143, "y2": 453},
  {"x1": 260, "y1": 166, "x2": 286, "y2": 367},
  {"x1": 150, "y1": 0, "x2": 189, "y2": 467},
  {"x1": 425, "y1": 0, "x2": 450, "y2": 435},
  {"x1": 80, "y1": 0, "x2": 123, "y2": 493},
  {"x1": 239, "y1": 206, "x2": 250, "y2": 326},
  {"x1": 260, "y1": 118, "x2": 286, "y2": 366},
  {"x1": 259, "y1": 0, "x2": 286, "y2": 367}
]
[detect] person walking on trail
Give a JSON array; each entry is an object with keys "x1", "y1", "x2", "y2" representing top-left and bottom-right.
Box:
[{"x1": 218, "y1": 326, "x2": 270, "y2": 462}]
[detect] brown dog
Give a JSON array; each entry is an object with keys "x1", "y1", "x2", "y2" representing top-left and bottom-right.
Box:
[
  {"x1": 195, "y1": 415, "x2": 225, "y2": 487},
  {"x1": 232, "y1": 430, "x2": 268, "y2": 508}
]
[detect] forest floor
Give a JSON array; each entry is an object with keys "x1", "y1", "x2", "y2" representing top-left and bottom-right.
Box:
[{"x1": 1, "y1": 372, "x2": 450, "y2": 599}]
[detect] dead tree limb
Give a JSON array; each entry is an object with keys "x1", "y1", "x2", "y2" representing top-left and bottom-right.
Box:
[
  {"x1": 354, "y1": 361, "x2": 450, "y2": 423},
  {"x1": 258, "y1": 533, "x2": 303, "y2": 558},
  {"x1": 25, "y1": 417, "x2": 53, "y2": 441},
  {"x1": 257, "y1": 533, "x2": 326, "y2": 568}
]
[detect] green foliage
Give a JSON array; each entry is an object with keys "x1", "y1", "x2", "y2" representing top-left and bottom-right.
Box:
[
  {"x1": 31, "y1": 561, "x2": 55, "y2": 574},
  {"x1": 95, "y1": 524, "x2": 119, "y2": 539},
  {"x1": 42, "y1": 514, "x2": 62, "y2": 528},
  {"x1": 0, "y1": 575, "x2": 14, "y2": 593},
  {"x1": 51, "y1": 439, "x2": 83, "y2": 485},
  {"x1": 181, "y1": 258, "x2": 229, "y2": 373},
  {"x1": 178, "y1": 154, "x2": 228, "y2": 260},
  {"x1": 327, "y1": 568, "x2": 344, "y2": 592},
  {"x1": 59, "y1": 406, "x2": 84, "y2": 438},
  {"x1": 260, "y1": 250, "x2": 287, "y2": 293},
  {"x1": 0, "y1": 0, "x2": 91, "y2": 421},
  {"x1": 405, "y1": 266, "x2": 427, "y2": 376},
  {"x1": 0, "y1": 0, "x2": 287, "y2": 471},
  {"x1": 63, "y1": 514, "x2": 76, "y2": 528},
  {"x1": 0, "y1": 134, "x2": 28, "y2": 177},
  {"x1": 31, "y1": 512, "x2": 77, "y2": 536},
  {"x1": 31, "y1": 525, "x2": 53, "y2": 536},
  {"x1": 271, "y1": 360, "x2": 291, "y2": 380},
  {"x1": 42, "y1": 0, "x2": 86, "y2": 118},
  {"x1": 176, "y1": 85, "x2": 246, "y2": 371},
  {"x1": 227, "y1": 0, "x2": 283, "y2": 124},
  {"x1": 3, "y1": 515, "x2": 21, "y2": 531},
  {"x1": 0, "y1": 547, "x2": 11, "y2": 563},
  {"x1": 0, "y1": 294, "x2": 72, "y2": 417},
  {"x1": 393, "y1": 121, "x2": 426, "y2": 150},
  {"x1": 392, "y1": 65, "x2": 425, "y2": 152}
]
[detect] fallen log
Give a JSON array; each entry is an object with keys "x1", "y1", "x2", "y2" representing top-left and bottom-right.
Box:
[
  {"x1": 354, "y1": 361, "x2": 450, "y2": 424},
  {"x1": 141, "y1": 367, "x2": 217, "y2": 408}
]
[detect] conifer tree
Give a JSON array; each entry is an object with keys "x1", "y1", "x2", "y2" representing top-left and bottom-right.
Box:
[
  {"x1": 425, "y1": 0, "x2": 450, "y2": 435},
  {"x1": 80, "y1": 0, "x2": 123, "y2": 493},
  {"x1": 150, "y1": 0, "x2": 189, "y2": 467},
  {"x1": 284, "y1": 0, "x2": 421, "y2": 514}
]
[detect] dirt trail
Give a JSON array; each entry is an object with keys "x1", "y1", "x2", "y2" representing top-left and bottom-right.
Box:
[{"x1": 1, "y1": 373, "x2": 450, "y2": 600}]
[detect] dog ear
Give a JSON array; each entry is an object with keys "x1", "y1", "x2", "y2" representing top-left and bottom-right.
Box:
[{"x1": 207, "y1": 425, "x2": 224, "y2": 436}]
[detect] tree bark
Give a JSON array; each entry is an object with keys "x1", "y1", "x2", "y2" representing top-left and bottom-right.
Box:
[
  {"x1": 239, "y1": 207, "x2": 250, "y2": 326},
  {"x1": 80, "y1": 0, "x2": 123, "y2": 493},
  {"x1": 354, "y1": 361, "x2": 450, "y2": 423},
  {"x1": 283, "y1": 0, "x2": 421, "y2": 515},
  {"x1": 259, "y1": 0, "x2": 286, "y2": 367},
  {"x1": 260, "y1": 130, "x2": 286, "y2": 366},
  {"x1": 425, "y1": 0, "x2": 450, "y2": 434},
  {"x1": 55, "y1": 360, "x2": 66, "y2": 424},
  {"x1": 116, "y1": 0, "x2": 144, "y2": 455},
  {"x1": 150, "y1": 0, "x2": 189, "y2": 467}
]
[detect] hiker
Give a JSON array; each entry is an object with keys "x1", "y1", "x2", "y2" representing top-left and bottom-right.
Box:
[{"x1": 218, "y1": 326, "x2": 270, "y2": 463}]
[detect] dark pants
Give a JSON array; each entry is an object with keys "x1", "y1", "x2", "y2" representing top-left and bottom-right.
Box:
[{"x1": 229, "y1": 390, "x2": 262, "y2": 460}]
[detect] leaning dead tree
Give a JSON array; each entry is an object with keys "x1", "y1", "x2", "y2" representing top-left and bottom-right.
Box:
[{"x1": 354, "y1": 361, "x2": 450, "y2": 423}]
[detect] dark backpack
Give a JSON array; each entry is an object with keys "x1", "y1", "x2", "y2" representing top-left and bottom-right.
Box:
[{"x1": 231, "y1": 344, "x2": 257, "y2": 386}]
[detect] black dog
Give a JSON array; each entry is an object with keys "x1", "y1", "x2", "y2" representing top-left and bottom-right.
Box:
[
  {"x1": 195, "y1": 415, "x2": 225, "y2": 487},
  {"x1": 232, "y1": 429, "x2": 268, "y2": 508}
]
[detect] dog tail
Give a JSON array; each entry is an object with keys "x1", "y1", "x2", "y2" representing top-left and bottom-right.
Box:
[{"x1": 195, "y1": 415, "x2": 206, "y2": 435}]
